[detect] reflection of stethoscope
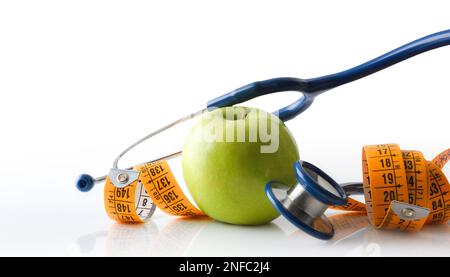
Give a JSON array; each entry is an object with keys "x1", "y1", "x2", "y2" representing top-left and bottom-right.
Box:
[{"x1": 76, "y1": 29, "x2": 450, "y2": 192}]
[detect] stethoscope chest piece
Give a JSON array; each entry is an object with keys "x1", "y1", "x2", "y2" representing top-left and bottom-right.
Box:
[{"x1": 265, "y1": 160, "x2": 348, "y2": 240}]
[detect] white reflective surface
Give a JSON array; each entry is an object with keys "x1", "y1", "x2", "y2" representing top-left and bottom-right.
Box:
[{"x1": 2, "y1": 193, "x2": 450, "y2": 257}]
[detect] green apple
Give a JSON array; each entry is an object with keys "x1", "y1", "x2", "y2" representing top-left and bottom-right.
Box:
[{"x1": 182, "y1": 106, "x2": 299, "y2": 225}]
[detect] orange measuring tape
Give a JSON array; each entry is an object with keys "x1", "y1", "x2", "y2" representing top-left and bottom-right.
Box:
[
  {"x1": 104, "y1": 161, "x2": 203, "y2": 223},
  {"x1": 103, "y1": 143, "x2": 450, "y2": 233},
  {"x1": 334, "y1": 143, "x2": 450, "y2": 231}
]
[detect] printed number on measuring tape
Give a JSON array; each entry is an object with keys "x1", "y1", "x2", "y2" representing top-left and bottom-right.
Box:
[{"x1": 104, "y1": 161, "x2": 203, "y2": 223}]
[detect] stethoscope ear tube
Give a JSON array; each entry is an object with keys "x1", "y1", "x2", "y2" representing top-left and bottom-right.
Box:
[
  {"x1": 208, "y1": 30, "x2": 450, "y2": 121},
  {"x1": 206, "y1": 77, "x2": 318, "y2": 122}
]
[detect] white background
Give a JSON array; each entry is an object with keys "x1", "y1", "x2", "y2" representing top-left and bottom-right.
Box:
[{"x1": 0, "y1": 0, "x2": 449, "y2": 256}]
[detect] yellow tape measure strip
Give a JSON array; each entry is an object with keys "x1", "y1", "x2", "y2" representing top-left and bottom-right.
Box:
[
  {"x1": 104, "y1": 160, "x2": 203, "y2": 223},
  {"x1": 333, "y1": 143, "x2": 450, "y2": 231},
  {"x1": 102, "y1": 143, "x2": 449, "y2": 230}
]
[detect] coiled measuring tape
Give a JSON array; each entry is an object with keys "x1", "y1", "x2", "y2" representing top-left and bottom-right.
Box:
[
  {"x1": 335, "y1": 144, "x2": 450, "y2": 231},
  {"x1": 104, "y1": 161, "x2": 203, "y2": 223}
]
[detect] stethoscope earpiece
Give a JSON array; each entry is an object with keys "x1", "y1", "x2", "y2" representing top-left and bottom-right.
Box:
[
  {"x1": 265, "y1": 160, "x2": 350, "y2": 240},
  {"x1": 76, "y1": 174, "x2": 95, "y2": 192}
]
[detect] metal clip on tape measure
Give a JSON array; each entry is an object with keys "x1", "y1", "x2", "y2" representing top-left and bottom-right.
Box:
[{"x1": 266, "y1": 144, "x2": 450, "y2": 240}]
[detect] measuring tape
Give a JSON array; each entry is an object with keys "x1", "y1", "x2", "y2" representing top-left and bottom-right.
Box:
[
  {"x1": 333, "y1": 144, "x2": 450, "y2": 231},
  {"x1": 103, "y1": 143, "x2": 450, "y2": 234},
  {"x1": 104, "y1": 161, "x2": 203, "y2": 223}
]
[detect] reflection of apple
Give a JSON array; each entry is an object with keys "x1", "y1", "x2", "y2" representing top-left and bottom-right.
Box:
[{"x1": 182, "y1": 106, "x2": 299, "y2": 225}]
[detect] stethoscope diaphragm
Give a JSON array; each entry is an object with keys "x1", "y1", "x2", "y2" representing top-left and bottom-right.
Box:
[{"x1": 265, "y1": 160, "x2": 350, "y2": 240}]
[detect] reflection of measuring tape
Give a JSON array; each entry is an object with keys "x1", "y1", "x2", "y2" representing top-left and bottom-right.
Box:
[
  {"x1": 334, "y1": 144, "x2": 450, "y2": 231},
  {"x1": 104, "y1": 161, "x2": 203, "y2": 223}
]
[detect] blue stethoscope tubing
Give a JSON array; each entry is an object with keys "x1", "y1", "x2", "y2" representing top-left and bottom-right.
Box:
[
  {"x1": 76, "y1": 29, "x2": 450, "y2": 193},
  {"x1": 207, "y1": 29, "x2": 450, "y2": 121}
]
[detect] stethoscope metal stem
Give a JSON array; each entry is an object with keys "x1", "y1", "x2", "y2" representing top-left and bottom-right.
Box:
[
  {"x1": 75, "y1": 110, "x2": 205, "y2": 192},
  {"x1": 340, "y1": 182, "x2": 365, "y2": 195},
  {"x1": 112, "y1": 108, "x2": 207, "y2": 170},
  {"x1": 93, "y1": 151, "x2": 183, "y2": 183}
]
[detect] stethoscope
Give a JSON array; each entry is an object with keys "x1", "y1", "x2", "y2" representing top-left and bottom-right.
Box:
[
  {"x1": 76, "y1": 29, "x2": 450, "y2": 239},
  {"x1": 265, "y1": 161, "x2": 363, "y2": 240}
]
